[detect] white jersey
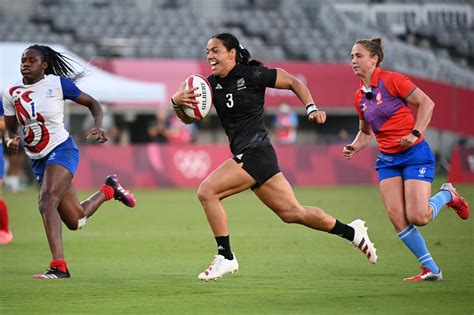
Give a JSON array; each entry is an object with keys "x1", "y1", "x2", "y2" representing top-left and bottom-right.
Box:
[{"x1": 2, "y1": 74, "x2": 81, "y2": 159}]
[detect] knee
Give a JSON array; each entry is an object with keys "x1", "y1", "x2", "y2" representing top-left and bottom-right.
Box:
[
  {"x1": 65, "y1": 217, "x2": 86, "y2": 231},
  {"x1": 38, "y1": 192, "x2": 60, "y2": 215},
  {"x1": 197, "y1": 182, "x2": 216, "y2": 204},
  {"x1": 407, "y1": 211, "x2": 430, "y2": 226}
]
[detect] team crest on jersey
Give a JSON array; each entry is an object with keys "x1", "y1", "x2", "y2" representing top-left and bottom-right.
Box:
[
  {"x1": 236, "y1": 78, "x2": 246, "y2": 90},
  {"x1": 46, "y1": 88, "x2": 54, "y2": 97},
  {"x1": 376, "y1": 92, "x2": 383, "y2": 105}
]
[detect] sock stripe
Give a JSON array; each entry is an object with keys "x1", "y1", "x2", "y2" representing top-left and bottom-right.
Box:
[{"x1": 398, "y1": 225, "x2": 415, "y2": 239}]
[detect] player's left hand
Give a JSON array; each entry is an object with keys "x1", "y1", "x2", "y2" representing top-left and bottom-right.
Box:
[
  {"x1": 87, "y1": 127, "x2": 108, "y2": 143},
  {"x1": 308, "y1": 110, "x2": 326, "y2": 124},
  {"x1": 399, "y1": 134, "x2": 418, "y2": 147}
]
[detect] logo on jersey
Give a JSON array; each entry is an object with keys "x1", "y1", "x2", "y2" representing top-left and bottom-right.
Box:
[
  {"x1": 236, "y1": 78, "x2": 246, "y2": 90},
  {"x1": 46, "y1": 88, "x2": 54, "y2": 97},
  {"x1": 361, "y1": 103, "x2": 367, "y2": 112},
  {"x1": 10, "y1": 86, "x2": 50, "y2": 153},
  {"x1": 376, "y1": 92, "x2": 383, "y2": 105},
  {"x1": 215, "y1": 83, "x2": 222, "y2": 90},
  {"x1": 235, "y1": 154, "x2": 243, "y2": 160}
]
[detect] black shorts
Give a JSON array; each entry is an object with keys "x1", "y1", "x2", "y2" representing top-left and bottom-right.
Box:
[{"x1": 233, "y1": 144, "x2": 281, "y2": 190}]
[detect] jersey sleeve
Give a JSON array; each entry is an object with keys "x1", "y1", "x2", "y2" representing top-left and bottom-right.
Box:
[
  {"x1": 2, "y1": 90, "x2": 15, "y2": 116},
  {"x1": 0, "y1": 100, "x2": 4, "y2": 116},
  {"x1": 384, "y1": 72, "x2": 417, "y2": 100},
  {"x1": 254, "y1": 66, "x2": 277, "y2": 88},
  {"x1": 60, "y1": 77, "x2": 82, "y2": 100}
]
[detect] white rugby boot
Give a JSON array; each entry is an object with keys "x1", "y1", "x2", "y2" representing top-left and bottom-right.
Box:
[
  {"x1": 349, "y1": 219, "x2": 378, "y2": 264},
  {"x1": 198, "y1": 253, "x2": 239, "y2": 281}
]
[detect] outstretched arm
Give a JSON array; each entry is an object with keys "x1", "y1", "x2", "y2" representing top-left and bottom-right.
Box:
[{"x1": 274, "y1": 68, "x2": 326, "y2": 124}]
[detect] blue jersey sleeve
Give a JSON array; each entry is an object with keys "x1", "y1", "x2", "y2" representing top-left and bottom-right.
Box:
[
  {"x1": 0, "y1": 99, "x2": 4, "y2": 116},
  {"x1": 60, "y1": 77, "x2": 82, "y2": 100}
]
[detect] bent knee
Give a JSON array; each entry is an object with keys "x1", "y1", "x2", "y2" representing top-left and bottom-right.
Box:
[
  {"x1": 197, "y1": 182, "x2": 217, "y2": 203},
  {"x1": 407, "y1": 213, "x2": 430, "y2": 226}
]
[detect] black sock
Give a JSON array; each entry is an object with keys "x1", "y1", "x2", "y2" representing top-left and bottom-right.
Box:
[
  {"x1": 329, "y1": 220, "x2": 355, "y2": 241},
  {"x1": 215, "y1": 235, "x2": 233, "y2": 260}
]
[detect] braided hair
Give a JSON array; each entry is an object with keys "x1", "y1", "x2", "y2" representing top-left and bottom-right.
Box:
[
  {"x1": 212, "y1": 33, "x2": 263, "y2": 66},
  {"x1": 26, "y1": 44, "x2": 84, "y2": 82},
  {"x1": 355, "y1": 37, "x2": 384, "y2": 67}
]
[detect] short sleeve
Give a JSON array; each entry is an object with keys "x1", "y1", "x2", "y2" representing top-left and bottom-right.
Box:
[
  {"x1": 254, "y1": 66, "x2": 277, "y2": 88},
  {"x1": 60, "y1": 77, "x2": 82, "y2": 100},
  {"x1": 385, "y1": 72, "x2": 417, "y2": 100},
  {"x1": 2, "y1": 90, "x2": 15, "y2": 116}
]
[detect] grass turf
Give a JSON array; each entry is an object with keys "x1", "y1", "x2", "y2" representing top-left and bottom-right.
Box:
[{"x1": 0, "y1": 180, "x2": 473, "y2": 314}]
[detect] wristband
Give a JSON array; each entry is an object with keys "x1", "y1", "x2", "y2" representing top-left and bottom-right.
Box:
[
  {"x1": 411, "y1": 129, "x2": 421, "y2": 138},
  {"x1": 305, "y1": 103, "x2": 318, "y2": 116},
  {"x1": 171, "y1": 97, "x2": 181, "y2": 109}
]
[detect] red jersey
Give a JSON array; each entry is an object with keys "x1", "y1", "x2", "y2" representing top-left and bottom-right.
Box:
[{"x1": 353, "y1": 67, "x2": 422, "y2": 153}]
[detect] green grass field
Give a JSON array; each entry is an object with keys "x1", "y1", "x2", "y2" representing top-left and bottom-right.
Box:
[{"x1": 1, "y1": 179, "x2": 473, "y2": 314}]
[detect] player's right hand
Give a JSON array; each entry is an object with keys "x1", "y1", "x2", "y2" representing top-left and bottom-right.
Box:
[
  {"x1": 172, "y1": 81, "x2": 200, "y2": 110},
  {"x1": 6, "y1": 136, "x2": 21, "y2": 155},
  {"x1": 343, "y1": 144, "x2": 356, "y2": 159}
]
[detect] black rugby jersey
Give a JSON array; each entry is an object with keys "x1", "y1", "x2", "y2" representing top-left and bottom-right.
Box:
[{"x1": 207, "y1": 64, "x2": 277, "y2": 155}]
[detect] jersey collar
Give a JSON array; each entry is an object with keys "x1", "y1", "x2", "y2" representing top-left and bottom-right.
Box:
[{"x1": 359, "y1": 67, "x2": 382, "y2": 91}]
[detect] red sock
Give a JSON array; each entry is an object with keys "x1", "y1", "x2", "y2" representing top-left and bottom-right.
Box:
[
  {"x1": 99, "y1": 184, "x2": 115, "y2": 201},
  {"x1": 50, "y1": 259, "x2": 68, "y2": 272},
  {"x1": 0, "y1": 198, "x2": 9, "y2": 232}
]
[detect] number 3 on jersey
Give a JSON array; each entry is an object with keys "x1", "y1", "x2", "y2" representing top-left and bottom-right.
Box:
[{"x1": 226, "y1": 93, "x2": 234, "y2": 108}]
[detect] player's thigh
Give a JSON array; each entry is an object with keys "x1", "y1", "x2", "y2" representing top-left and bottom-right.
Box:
[
  {"x1": 198, "y1": 158, "x2": 255, "y2": 200},
  {"x1": 404, "y1": 179, "x2": 432, "y2": 217},
  {"x1": 379, "y1": 176, "x2": 407, "y2": 230},
  {"x1": 254, "y1": 172, "x2": 301, "y2": 214},
  {"x1": 40, "y1": 164, "x2": 73, "y2": 205}
]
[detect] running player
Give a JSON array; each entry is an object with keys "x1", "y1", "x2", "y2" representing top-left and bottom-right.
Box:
[
  {"x1": 344, "y1": 37, "x2": 470, "y2": 281},
  {"x1": 2, "y1": 44, "x2": 136, "y2": 278},
  {"x1": 171, "y1": 33, "x2": 378, "y2": 281}
]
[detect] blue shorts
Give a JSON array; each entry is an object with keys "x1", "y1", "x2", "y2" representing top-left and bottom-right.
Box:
[
  {"x1": 376, "y1": 140, "x2": 435, "y2": 183},
  {"x1": 31, "y1": 136, "x2": 80, "y2": 184}
]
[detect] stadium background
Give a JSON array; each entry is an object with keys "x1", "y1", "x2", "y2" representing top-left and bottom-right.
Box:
[
  {"x1": 1, "y1": 1, "x2": 473, "y2": 314},
  {"x1": 0, "y1": 0, "x2": 473, "y2": 188}
]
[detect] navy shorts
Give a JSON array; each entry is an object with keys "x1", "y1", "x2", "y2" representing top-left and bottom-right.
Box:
[
  {"x1": 376, "y1": 140, "x2": 435, "y2": 183},
  {"x1": 233, "y1": 144, "x2": 281, "y2": 190},
  {"x1": 31, "y1": 136, "x2": 80, "y2": 184}
]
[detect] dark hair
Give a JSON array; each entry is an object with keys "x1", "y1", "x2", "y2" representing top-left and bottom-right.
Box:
[
  {"x1": 211, "y1": 33, "x2": 263, "y2": 66},
  {"x1": 355, "y1": 37, "x2": 384, "y2": 67},
  {"x1": 25, "y1": 44, "x2": 84, "y2": 82}
]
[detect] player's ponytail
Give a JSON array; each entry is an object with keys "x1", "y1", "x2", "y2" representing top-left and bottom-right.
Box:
[
  {"x1": 355, "y1": 36, "x2": 384, "y2": 67},
  {"x1": 212, "y1": 33, "x2": 263, "y2": 66},
  {"x1": 26, "y1": 44, "x2": 84, "y2": 82}
]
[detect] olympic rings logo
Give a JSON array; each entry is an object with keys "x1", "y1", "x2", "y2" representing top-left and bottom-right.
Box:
[{"x1": 173, "y1": 150, "x2": 211, "y2": 179}]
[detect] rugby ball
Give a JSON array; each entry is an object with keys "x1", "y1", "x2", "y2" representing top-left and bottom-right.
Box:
[{"x1": 183, "y1": 74, "x2": 213, "y2": 120}]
